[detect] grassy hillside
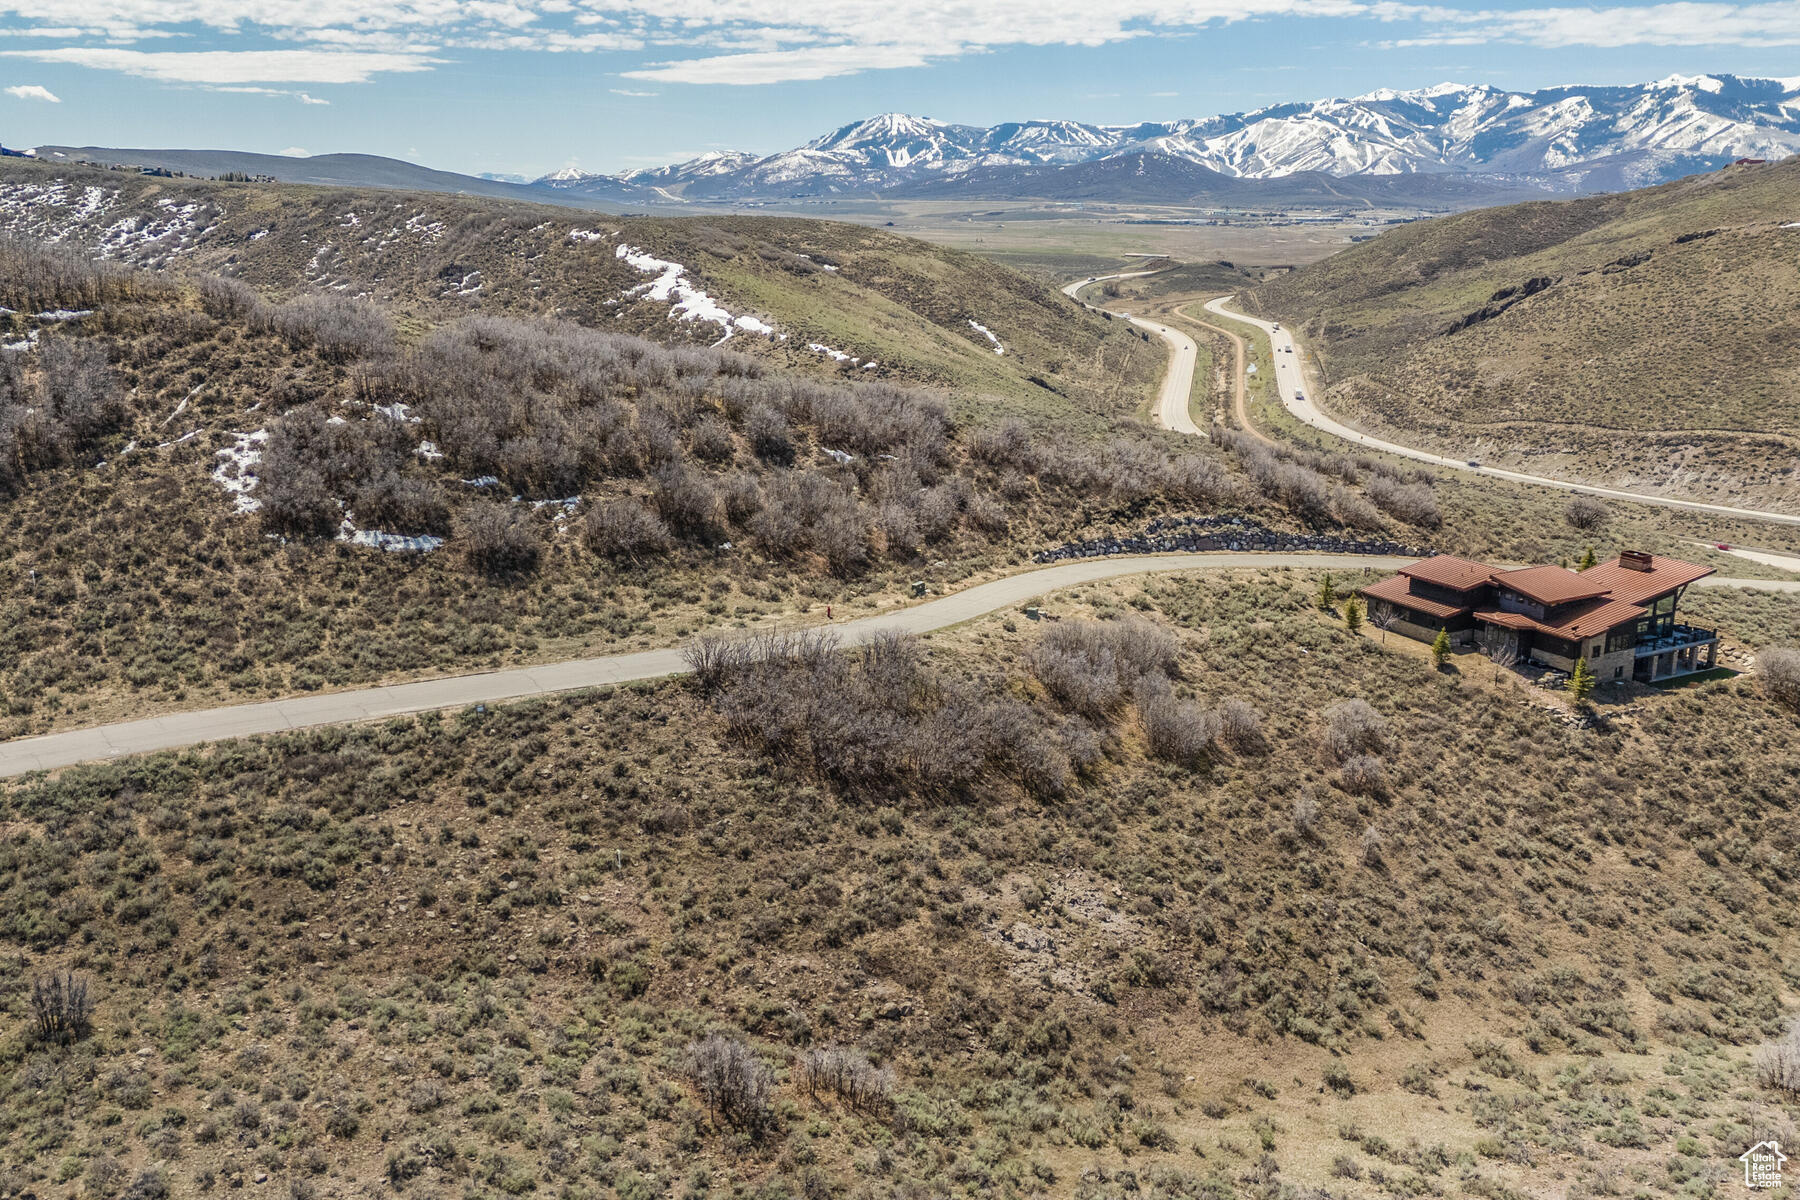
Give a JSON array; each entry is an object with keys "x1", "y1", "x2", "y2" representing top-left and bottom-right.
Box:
[
  {"x1": 1248, "y1": 158, "x2": 1800, "y2": 510},
  {"x1": 1, "y1": 571, "x2": 1797, "y2": 1198},
  {"x1": 0, "y1": 158, "x2": 1158, "y2": 429}
]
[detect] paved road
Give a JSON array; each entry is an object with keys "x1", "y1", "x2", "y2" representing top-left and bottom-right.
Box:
[
  {"x1": 1203, "y1": 296, "x2": 1800, "y2": 528},
  {"x1": 1064, "y1": 274, "x2": 1201, "y2": 434},
  {"x1": 0, "y1": 553, "x2": 1416, "y2": 778}
]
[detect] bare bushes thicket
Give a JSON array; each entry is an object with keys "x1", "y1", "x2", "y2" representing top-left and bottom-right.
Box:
[
  {"x1": 1029, "y1": 618, "x2": 1261, "y2": 771},
  {"x1": 0, "y1": 235, "x2": 156, "y2": 312},
  {"x1": 685, "y1": 1034, "x2": 772, "y2": 1132},
  {"x1": 0, "y1": 335, "x2": 127, "y2": 491},
  {"x1": 1754, "y1": 1020, "x2": 1800, "y2": 1094},
  {"x1": 271, "y1": 294, "x2": 395, "y2": 361},
  {"x1": 1565, "y1": 495, "x2": 1609, "y2": 531},
  {"x1": 30, "y1": 971, "x2": 94, "y2": 1043},
  {"x1": 582, "y1": 499, "x2": 672, "y2": 561},
  {"x1": 798, "y1": 1045, "x2": 894, "y2": 1113},
  {"x1": 1760, "y1": 648, "x2": 1800, "y2": 711},
  {"x1": 1323, "y1": 699, "x2": 1389, "y2": 762},
  {"x1": 1212, "y1": 425, "x2": 1439, "y2": 529},
  {"x1": 456, "y1": 500, "x2": 541, "y2": 576},
  {"x1": 689, "y1": 629, "x2": 1079, "y2": 799}
]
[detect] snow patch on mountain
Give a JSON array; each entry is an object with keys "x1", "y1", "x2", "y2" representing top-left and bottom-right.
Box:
[
  {"x1": 969, "y1": 320, "x2": 1004, "y2": 354},
  {"x1": 613, "y1": 243, "x2": 780, "y2": 345}
]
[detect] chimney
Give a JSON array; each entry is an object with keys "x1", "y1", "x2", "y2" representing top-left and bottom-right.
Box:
[{"x1": 1619, "y1": 549, "x2": 1654, "y2": 572}]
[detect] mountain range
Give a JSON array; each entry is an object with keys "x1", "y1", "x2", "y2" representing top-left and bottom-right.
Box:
[
  {"x1": 537, "y1": 74, "x2": 1800, "y2": 203},
  {"x1": 34, "y1": 74, "x2": 1800, "y2": 212}
]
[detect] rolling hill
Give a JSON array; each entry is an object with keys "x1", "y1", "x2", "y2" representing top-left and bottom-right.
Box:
[{"x1": 1248, "y1": 155, "x2": 1800, "y2": 512}]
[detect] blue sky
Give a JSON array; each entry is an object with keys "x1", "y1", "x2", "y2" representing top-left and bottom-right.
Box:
[{"x1": 3, "y1": 1, "x2": 1799, "y2": 176}]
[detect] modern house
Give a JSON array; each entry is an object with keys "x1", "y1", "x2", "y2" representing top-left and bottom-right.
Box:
[{"x1": 1361, "y1": 550, "x2": 1719, "y2": 683}]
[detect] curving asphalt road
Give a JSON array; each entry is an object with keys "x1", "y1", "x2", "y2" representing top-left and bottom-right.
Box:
[
  {"x1": 1203, "y1": 295, "x2": 1800, "y2": 529},
  {"x1": 0, "y1": 553, "x2": 1415, "y2": 778},
  {"x1": 1064, "y1": 274, "x2": 1201, "y2": 434}
]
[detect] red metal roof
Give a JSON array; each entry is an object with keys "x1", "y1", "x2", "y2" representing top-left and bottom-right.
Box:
[
  {"x1": 1360, "y1": 573, "x2": 1472, "y2": 620},
  {"x1": 1396, "y1": 554, "x2": 1498, "y2": 592},
  {"x1": 1491, "y1": 564, "x2": 1612, "y2": 606},
  {"x1": 1475, "y1": 597, "x2": 1646, "y2": 640},
  {"x1": 1580, "y1": 554, "x2": 1715, "y2": 606}
]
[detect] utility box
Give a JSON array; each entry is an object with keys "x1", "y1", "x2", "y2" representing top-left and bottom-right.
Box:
[
  {"x1": 910, "y1": 580, "x2": 927, "y2": 598},
  {"x1": 1024, "y1": 606, "x2": 1042, "y2": 621}
]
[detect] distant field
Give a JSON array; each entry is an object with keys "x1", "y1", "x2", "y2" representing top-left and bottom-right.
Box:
[{"x1": 766, "y1": 198, "x2": 1400, "y2": 266}]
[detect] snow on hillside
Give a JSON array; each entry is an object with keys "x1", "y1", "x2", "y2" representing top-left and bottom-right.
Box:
[{"x1": 612, "y1": 243, "x2": 781, "y2": 344}]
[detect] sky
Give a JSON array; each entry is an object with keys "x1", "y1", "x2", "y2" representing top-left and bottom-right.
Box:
[{"x1": 2, "y1": 0, "x2": 1800, "y2": 176}]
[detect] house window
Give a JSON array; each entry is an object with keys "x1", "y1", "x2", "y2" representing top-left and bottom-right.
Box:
[{"x1": 1614, "y1": 667, "x2": 1623, "y2": 678}]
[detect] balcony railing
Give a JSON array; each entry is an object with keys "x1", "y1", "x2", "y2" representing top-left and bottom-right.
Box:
[{"x1": 1634, "y1": 624, "x2": 1717, "y2": 656}]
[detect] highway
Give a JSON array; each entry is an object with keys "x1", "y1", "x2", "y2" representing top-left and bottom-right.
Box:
[
  {"x1": 1063, "y1": 274, "x2": 1201, "y2": 434},
  {"x1": 1203, "y1": 296, "x2": 1800, "y2": 529}
]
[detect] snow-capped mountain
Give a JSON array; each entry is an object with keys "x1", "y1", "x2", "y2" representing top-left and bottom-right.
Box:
[{"x1": 535, "y1": 74, "x2": 1800, "y2": 201}]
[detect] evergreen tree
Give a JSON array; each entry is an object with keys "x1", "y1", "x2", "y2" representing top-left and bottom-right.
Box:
[
  {"x1": 1578, "y1": 545, "x2": 1598, "y2": 571},
  {"x1": 1318, "y1": 573, "x2": 1337, "y2": 611},
  {"x1": 1568, "y1": 656, "x2": 1596, "y2": 706},
  {"x1": 1431, "y1": 628, "x2": 1451, "y2": 668},
  {"x1": 1344, "y1": 596, "x2": 1363, "y2": 633}
]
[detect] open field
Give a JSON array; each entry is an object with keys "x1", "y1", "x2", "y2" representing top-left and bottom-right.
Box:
[
  {"x1": 756, "y1": 199, "x2": 1407, "y2": 266},
  {"x1": 2, "y1": 569, "x2": 1797, "y2": 1198}
]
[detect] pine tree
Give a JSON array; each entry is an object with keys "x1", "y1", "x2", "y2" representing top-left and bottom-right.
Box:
[
  {"x1": 1431, "y1": 628, "x2": 1451, "y2": 668},
  {"x1": 1318, "y1": 573, "x2": 1337, "y2": 611},
  {"x1": 1568, "y1": 656, "x2": 1596, "y2": 706},
  {"x1": 1345, "y1": 596, "x2": 1363, "y2": 633},
  {"x1": 1578, "y1": 545, "x2": 1597, "y2": 571}
]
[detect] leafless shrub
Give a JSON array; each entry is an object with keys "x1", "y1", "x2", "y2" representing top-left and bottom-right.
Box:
[
  {"x1": 1339, "y1": 754, "x2": 1387, "y2": 797},
  {"x1": 686, "y1": 1034, "x2": 773, "y2": 1132},
  {"x1": 1360, "y1": 824, "x2": 1385, "y2": 867},
  {"x1": 1565, "y1": 495, "x2": 1609, "y2": 531},
  {"x1": 746, "y1": 404, "x2": 795, "y2": 465},
  {"x1": 876, "y1": 501, "x2": 920, "y2": 558},
  {"x1": 1754, "y1": 1020, "x2": 1800, "y2": 1094},
  {"x1": 583, "y1": 499, "x2": 673, "y2": 562},
  {"x1": 1141, "y1": 693, "x2": 1220, "y2": 768},
  {"x1": 964, "y1": 493, "x2": 1010, "y2": 537},
  {"x1": 0, "y1": 234, "x2": 151, "y2": 311},
  {"x1": 1032, "y1": 617, "x2": 1180, "y2": 717},
  {"x1": 969, "y1": 420, "x2": 1038, "y2": 471},
  {"x1": 652, "y1": 464, "x2": 726, "y2": 544},
  {"x1": 1215, "y1": 698, "x2": 1263, "y2": 752},
  {"x1": 195, "y1": 273, "x2": 265, "y2": 322},
  {"x1": 352, "y1": 473, "x2": 449, "y2": 536},
  {"x1": 1323, "y1": 699, "x2": 1388, "y2": 763},
  {"x1": 1331, "y1": 486, "x2": 1385, "y2": 531},
  {"x1": 1292, "y1": 792, "x2": 1319, "y2": 839},
  {"x1": 272, "y1": 294, "x2": 395, "y2": 361},
  {"x1": 1167, "y1": 453, "x2": 1240, "y2": 506},
  {"x1": 456, "y1": 500, "x2": 540, "y2": 575},
  {"x1": 689, "y1": 414, "x2": 735, "y2": 463},
  {"x1": 30, "y1": 972, "x2": 94, "y2": 1043},
  {"x1": 1759, "y1": 648, "x2": 1800, "y2": 712},
  {"x1": 798, "y1": 1045, "x2": 894, "y2": 1113},
  {"x1": 915, "y1": 482, "x2": 963, "y2": 543},
  {"x1": 1367, "y1": 476, "x2": 1442, "y2": 528}
]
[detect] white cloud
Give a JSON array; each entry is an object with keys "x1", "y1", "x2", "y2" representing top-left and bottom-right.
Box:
[
  {"x1": 609, "y1": 86, "x2": 655, "y2": 95},
  {"x1": 211, "y1": 84, "x2": 331, "y2": 101},
  {"x1": 4, "y1": 83, "x2": 60, "y2": 100},
  {"x1": 0, "y1": 46, "x2": 442, "y2": 83},
  {"x1": 0, "y1": 0, "x2": 1796, "y2": 88},
  {"x1": 1388, "y1": 2, "x2": 1800, "y2": 47},
  {"x1": 278, "y1": 145, "x2": 310, "y2": 155}
]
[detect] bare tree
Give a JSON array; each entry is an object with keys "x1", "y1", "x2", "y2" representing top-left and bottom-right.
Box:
[
  {"x1": 1369, "y1": 605, "x2": 1400, "y2": 646},
  {"x1": 1478, "y1": 628, "x2": 1520, "y2": 687},
  {"x1": 686, "y1": 1034, "x2": 773, "y2": 1133},
  {"x1": 30, "y1": 972, "x2": 94, "y2": 1043}
]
